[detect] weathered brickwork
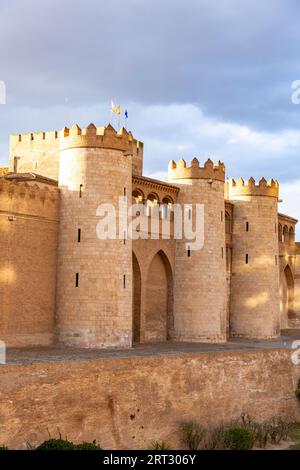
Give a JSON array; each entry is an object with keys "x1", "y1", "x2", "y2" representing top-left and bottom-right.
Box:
[
  {"x1": 0, "y1": 349, "x2": 299, "y2": 449},
  {"x1": 0, "y1": 122, "x2": 299, "y2": 348},
  {"x1": 56, "y1": 125, "x2": 133, "y2": 348},
  {"x1": 229, "y1": 179, "x2": 281, "y2": 338},
  {"x1": 0, "y1": 176, "x2": 59, "y2": 346},
  {"x1": 168, "y1": 159, "x2": 227, "y2": 342}
]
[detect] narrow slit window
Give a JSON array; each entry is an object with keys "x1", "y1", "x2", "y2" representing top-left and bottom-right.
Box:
[
  {"x1": 124, "y1": 187, "x2": 126, "y2": 197},
  {"x1": 187, "y1": 247, "x2": 191, "y2": 257},
  {"x1": 222, "y1": 247, "x2": 224, "y2": 258},
  {"x1": 221, "y1": 211, "x2": 223, "y2": 222},
  {"x1": 77, "y1": 228, "x2": 81, "y2": 243},
  {"x1": 246, "y1": 254, "x2": 249, "y2": 264},
  {"x1": 246, "y1": 222, "x2": 249, "y2": 232},
  {"x1": 75, "y1": 273, "x2": 79, "y2": 287},
  {"x1": 79, "y1": 184, "x2": 83, "y2": 198},
  {"x1": 123, "y1": 274, "x2": 126, "y2": 289},
  {"x1": 123, "y1": 231, "x2": 126, "y2": 245}
]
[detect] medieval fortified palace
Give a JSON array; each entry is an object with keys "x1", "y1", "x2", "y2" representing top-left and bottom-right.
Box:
[{"x1": 0, "y1": 123, "x2": 299, "y2": 349}]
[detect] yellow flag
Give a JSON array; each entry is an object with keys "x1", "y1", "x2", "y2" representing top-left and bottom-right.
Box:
[
  {"x1": 111, "y1": 101, "x2": 115, "y2": 113},
  {"x1": 116, "y1": 105, "x2": 121, "y2": 115}
]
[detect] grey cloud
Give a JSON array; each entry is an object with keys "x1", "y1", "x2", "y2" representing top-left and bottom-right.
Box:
[{"x1": 1, "y1": 0, "x2": 300, "y2": 129}]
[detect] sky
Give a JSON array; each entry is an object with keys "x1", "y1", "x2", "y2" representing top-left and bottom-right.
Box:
[{"x1": 0, "y1": 0, "x2": 300, "y2": 233}]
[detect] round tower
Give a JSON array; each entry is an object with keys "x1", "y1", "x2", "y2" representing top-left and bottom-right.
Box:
[
  {"x1": 168, "y1": 158, "x2": 227, "y2": 342},
  {"x1": 56, "y1": 123, "x2": 139, "y2": 348},
  {"x1": 228, "y1": 177, "x2": 280, "y2": 338}
]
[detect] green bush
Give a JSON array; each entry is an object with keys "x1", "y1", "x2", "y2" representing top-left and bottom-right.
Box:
[
  {"x1": 180, "y1": 421, "x2": 206, "y2": 450},
  {"x1": 75, "y1": 440, "x2": 102, "y2": 450},
  {"x1": 0, "y1": 445, "x2": 8, "y2": 450},
  {"x1": 35, "y1": 438, "x2": 76, "y2": 450},
  {"x1": 150, "y1": 441, "x2": 171, "y2": 450},
  {"x1": 224, "y1": 428, "x2": 255, "y2": 450}
]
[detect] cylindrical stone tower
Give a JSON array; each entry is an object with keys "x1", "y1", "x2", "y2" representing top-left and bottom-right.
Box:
[
  {"x1": 56, "y1": 123, "x2": 139, "y2": 348},
  {"x1": 168, "y1": 158, "x2": 227, "y2": 342},
  {"x1": 229, "y1": 177, "x2": 280, "y2": 338}
]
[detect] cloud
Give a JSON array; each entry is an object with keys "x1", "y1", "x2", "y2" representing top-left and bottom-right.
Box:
[
  {"x1": 0, "y1": 0, "x2": 300, "y2": 127},
  {"x1": 0, "y1": 0, "x2": 299, "y2": 235}
]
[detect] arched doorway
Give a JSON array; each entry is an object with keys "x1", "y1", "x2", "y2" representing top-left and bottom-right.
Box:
[
  {"x1": 132, "y1": 252, "x2": 141, "y2": 343},
  {"x1": 280, "y1": 265, "x2": 294, "y2": 328},
  {"x1": 145, "y1": 250, "x2": 173, "y2": 342}
]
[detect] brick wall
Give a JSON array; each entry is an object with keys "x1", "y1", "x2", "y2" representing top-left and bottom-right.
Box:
[
  {"x1": 0, "y1": 349, "x2": 298, "y2": 449},
  {"x1": 0, "y1": 180, "x2": 59, "y2": 346}
]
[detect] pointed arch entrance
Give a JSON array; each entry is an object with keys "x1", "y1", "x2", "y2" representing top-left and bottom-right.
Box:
[
  {"x1": 132, "y1": 252, "x2": 141, "y2": 343},
  {"x1": 144, "y1": 250, "x2": 173, "y2": 342},
  {"x1": 280, "y1": 264, "x2": 294, "y2": 328}
]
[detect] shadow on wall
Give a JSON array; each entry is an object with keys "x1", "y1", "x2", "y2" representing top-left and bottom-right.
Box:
[{"x1": 132, "y1": 250, "x2": 173, "y2": 344}]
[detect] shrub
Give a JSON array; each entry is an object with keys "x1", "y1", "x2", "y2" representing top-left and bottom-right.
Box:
[
  {"x1": 224, "y1": 428, "x2": 255, "y2": 450},
  {"x1": 0, "y1": 445, "x2": 8, "y2": 450},
  {"x1": 75, "y1": 440, "x2": 102, "y2": 450},
  {"x1": 180, "y1": 421, "x2": 206, "y2": 450},
  {"x1": 267, "y1": 417, "x2": 292, "y2": 444},
  {"x1": 151, "y1": 441, "x2": 171, "y2": 450},
  {"x1": 205, "y1": 424, "x2": 226, "y2": 450},
  {"x1": 35, "y1": 438, "x2": 76, "y2": 450},
  {"x1": 252, "y1": 422, "x2": 270, "y2": 449}
]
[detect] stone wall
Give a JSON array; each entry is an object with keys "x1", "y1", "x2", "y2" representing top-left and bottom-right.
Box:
[
  {"x1": 0, "y1": 179, "x2": 59, "y2": 346},
  {"x1": 0, "y1": 349, "x2": 298, "y2": 449},
  {"x1": 168, "y1": 171, "x2": 227, "y2": 343},
  {"x1": 56, "y1": 145, "x2": 133, "y2": 349},
  {"x1": 9, "y1": 132, "x2": 60, "y2": 180},
  {"x1": 230, "y1": 194, "x2": 280, "y2": 338}
]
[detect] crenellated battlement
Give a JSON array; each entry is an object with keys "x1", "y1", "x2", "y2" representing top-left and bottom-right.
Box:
[
  {"x1": 10, "y1": 130, "x2": 60, "y2": 147},
  {"x1": 59, "y1": 123, "x2": 143, "y2": 154},
  {"x1": 10, "y1": 124, "x2": 143, "y2": 155},
  {"x1": 0, "y1": 177, "x2": 60, "y2": 206},
  {"x1": 229, "y1": 177, "x2": 279, "y2": 198},
  {"x1": 168, "y1": 157, "x2": 225, "y2": 182}
]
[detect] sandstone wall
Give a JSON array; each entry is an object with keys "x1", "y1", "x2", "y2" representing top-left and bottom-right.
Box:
[
  {"x1": 230, "y1": 194, "x2": 280, "y2": 338},
  {"x1": 56, "y1": 135, "x2": 133, "y2": 348},
  {"x1": 0, "y1": 179, "x2": 59, "y2": 346},
  {"x1": 9, "y1": 132, "x2": 60, "y2": 180},
  {"x1": 168, "y1": 161, "x2": 227, "y2": 343},
  {"x1": 0, "y1": 349, "x2": 299, "y2": 449}
]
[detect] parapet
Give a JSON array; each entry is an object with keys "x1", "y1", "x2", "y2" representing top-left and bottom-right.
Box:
[
  {"x1": 10, "y1": 130, "x2": 60, "y2": 147},
  {"x1": 59, "y1": 123, "x2": 143, "y2": 154},
  {"x1": 168, "y1": 158, "x2": 225, "y2": 182},
  {"x1": 0, "y1": 177, "x2": 60, "y2": 205},
  {"x1": 228, "y1": 177, "x2": 279, "y2": 199}
]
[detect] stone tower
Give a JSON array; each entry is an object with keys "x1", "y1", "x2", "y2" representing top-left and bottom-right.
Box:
[
  {"x1": 168, "y1": 158, "x2": 227, "y2": 342},
  {"x1": 229, "y1": 177, "x2": 280, "y2": 338},
  {"x1": 56, "y1": 123, "x2": 140, "y2": 348}
]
